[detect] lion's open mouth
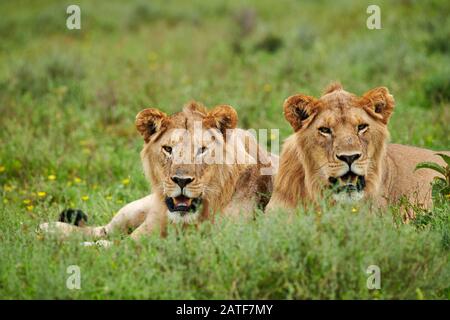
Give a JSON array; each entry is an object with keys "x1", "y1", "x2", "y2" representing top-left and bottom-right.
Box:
[
  {"x1": 165, "y1": 195, "x2": 202, "y2": 214},
  {"x1": 328, "y1": 172, "x2": 365, "y2": 193}
]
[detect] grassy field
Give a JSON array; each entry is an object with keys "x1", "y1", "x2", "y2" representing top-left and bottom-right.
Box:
[{"x1": 0, "y1": 0, "x2": 449, "y2": 299}]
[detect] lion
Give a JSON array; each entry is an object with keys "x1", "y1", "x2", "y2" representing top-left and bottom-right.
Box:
[
  {"x1": 266, "y1": 83, "x2": 449, "y2": 215},
  {"x1": 39, "y1": 102, "x2": 278, "y2": 242}
]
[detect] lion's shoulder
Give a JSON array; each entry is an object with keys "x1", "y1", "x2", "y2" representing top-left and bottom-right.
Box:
[
  {"x1": 227, "y1": 129, "x2": 278, "y2": 212},
  {"x1": 381, "y1": 144, "x2": 449, "y2": 209}
]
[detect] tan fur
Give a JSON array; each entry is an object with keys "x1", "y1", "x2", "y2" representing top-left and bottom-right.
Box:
[
  {"x1": 267, "y1": 84, "x2": 448, "y2": 215},
  {"x1": 40, "y1": 102, "x2": 277, "y2": 241}
]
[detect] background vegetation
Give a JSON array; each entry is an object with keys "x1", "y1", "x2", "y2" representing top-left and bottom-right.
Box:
[{"x1": 0, "y1": 0, "x2": 448, "y2": 299}]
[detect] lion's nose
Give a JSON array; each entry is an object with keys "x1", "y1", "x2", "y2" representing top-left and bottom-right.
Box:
[
  {"x1": 337, "y1": 153, "x2": 361, "y2": 166},
  {"x1": 171, "y1": 176, "x2": 194, "y2": 189}
]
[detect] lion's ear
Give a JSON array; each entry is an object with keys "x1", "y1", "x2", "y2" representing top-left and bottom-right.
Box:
[
  {"x1": 283, "y1": 94, "x2": 318, "y2": 131},
  {"x1": 361, "y1": 87, "x2": 395, "y2": 124},
  {"x1": 204, "y1": 105, "x2": 238, "y2": 134},
  {"x1": 135, "y1": 108, "x2": 168, "y2": 143}
]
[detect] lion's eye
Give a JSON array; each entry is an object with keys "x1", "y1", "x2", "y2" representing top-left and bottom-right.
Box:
[
  {"x1": 318, "y1": 127, "x2": 332, "y2": 135},
  {"x1": 162, "y1": 146, "x2": 172, "y2": 154},
  {"x1": 197, "y1": 146, "x2": 207, "y2": 156},
  {"x1": 358, "y1": 124, "x2": 369, "y2": 132}
]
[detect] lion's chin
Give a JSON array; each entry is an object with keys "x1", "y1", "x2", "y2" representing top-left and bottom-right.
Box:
[
  {"x1": 328, "y1": 172, "x2": 366, "y2": 203},
  {"x1": 167, "y1": 210, "x2": 200, "y2": 224},
  {"x1": 331, "y1": 190, "x2": 365, "y2": 203}
]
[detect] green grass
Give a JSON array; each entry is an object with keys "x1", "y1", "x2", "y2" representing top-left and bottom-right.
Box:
[{"x1": 0, "y1": 0, "x2": 449, "y2": 299}]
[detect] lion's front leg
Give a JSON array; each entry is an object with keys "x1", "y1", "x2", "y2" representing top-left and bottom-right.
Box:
[
  {"x1": 130, "y1": 204, "x2": 168, "y2": 241},
  {"x1": 39, "y1": 194, "x2": 158, "y2": 239},
  {"x1": 38, "y1": 221, "x2": 95, "y2": 238},
  {"x1": 100, "y1": 194, "x2": 158, "y2": 236}
]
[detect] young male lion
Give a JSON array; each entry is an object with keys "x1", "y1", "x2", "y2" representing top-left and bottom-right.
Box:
[
  {"x1": 40, "y1": 102, "x2": 277, "y2": 241},
  {"x1": 266, "y1": 83, "x2": 448, "y2": 215}
]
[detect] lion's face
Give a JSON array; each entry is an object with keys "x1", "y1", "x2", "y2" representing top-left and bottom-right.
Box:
[
  {"x1": 284, "y1": 84, "x2": 394, "y2": 203},
  {"x1": 135, "y1": 102, "x2": 238, "y2": 223}
]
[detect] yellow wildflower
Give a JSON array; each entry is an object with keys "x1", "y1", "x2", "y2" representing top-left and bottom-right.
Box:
[
  {"x1": 26, "y1": 205, "x2": 34, "y2": 211},
  {"x1": 37, "y1": 192, "x2": 47, "y2": 198},
  {"x1": 3, "y1": 199, "x2": 8, "y2": 204},
  {"x1": 263, "y1": 83, "x2": 272, "y2": 93},
  {"x1": 351, "y1": 207, "x2": 358, "y2": 213},
  {"x1": 74, "y1": 177, "x2": 82, "y2": 183},
  {"x1": 81, "y1": 196, "x2": 89, "y2": 201},
  {"x1": 48, "y1": 175, "x2": 56, "y2": 181},
  {"x1": 4, "y1": 185, "x2": 13, "y2": 192},
  {"x1": 23, "y1": 199, "x2": 31, "y2": 204},
  {"x1": 148, "y1": 52, "x2": 158, "y2": 62},
  {"x1": 0, "y1": 166, "x2": 5, "y2": 173},
  {"x1": 122, "y1": 178, "x2": 130, "y2": 185}
]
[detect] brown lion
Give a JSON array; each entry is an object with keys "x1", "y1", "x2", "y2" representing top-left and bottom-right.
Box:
[
  {"x1": 40, "y1": 102, "x2": 277, "y2": 242},
  {"x1": 266, "y1": 84, "x2": 448, "y2": 215}
]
